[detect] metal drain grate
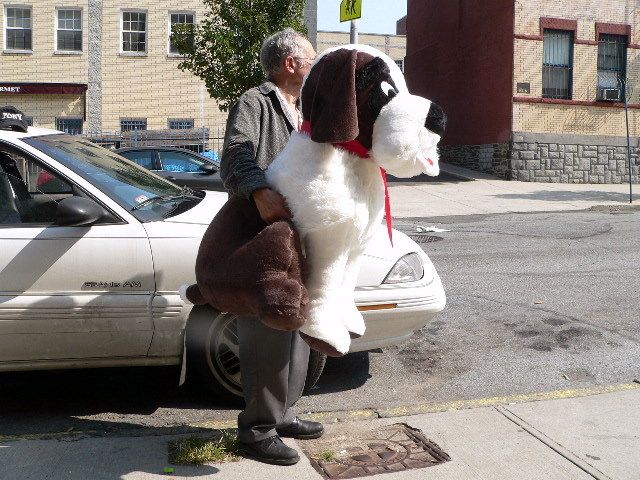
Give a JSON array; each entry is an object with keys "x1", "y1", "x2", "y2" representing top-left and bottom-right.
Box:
[
  {"x1": 410, "y1": 235, "x2": 444, "y2": 244},
  {"x1": 305, "y1": 423, "x2": 450, "y2": 479}
]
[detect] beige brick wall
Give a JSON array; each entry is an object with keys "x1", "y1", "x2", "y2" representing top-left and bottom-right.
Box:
[
  {"x1": 514, "y1": 0, "x2": 640, "y2": 137},
  {"x1": 99, "y1": 1, "x2": 225, "y2": 132},
  {"x1": 0, "y1": 1, "x2": 89, "y2": 83},
  {"x1": 0, "y1": 94, "x2": 83, "y2": 127},
  {"x1": 317, "y1": 30, "x2": 406, "y2": 62}
]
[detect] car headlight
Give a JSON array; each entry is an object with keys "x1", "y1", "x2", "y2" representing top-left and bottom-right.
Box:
[{"x1": 383, "y1": 253, "x2": 424, "y2": 284}]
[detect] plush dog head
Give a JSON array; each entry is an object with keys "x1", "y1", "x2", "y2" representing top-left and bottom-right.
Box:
[{"x1": 300, "y1": 44, "x2": 445, "y2": 178}]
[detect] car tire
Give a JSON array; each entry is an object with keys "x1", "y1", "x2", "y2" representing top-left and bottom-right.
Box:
[{"x1": 186, "y1": 305, "x2": 326, "y2": 403}]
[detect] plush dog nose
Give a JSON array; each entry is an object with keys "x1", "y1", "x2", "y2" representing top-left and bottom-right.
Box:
[{"x1": 425, "y1": 102, "x2": 446, "y2": 136}]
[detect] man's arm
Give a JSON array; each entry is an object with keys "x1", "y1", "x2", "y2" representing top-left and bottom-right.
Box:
[
  {"x1": 220, "y1": 94, "x2": 291, "y2": 223},
  {"x1": 220, "y1": 96, "x2": 270, "y2": 199}
]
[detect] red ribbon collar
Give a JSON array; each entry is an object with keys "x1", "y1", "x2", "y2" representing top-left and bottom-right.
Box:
[{"x1": 300, "y1": 121, "x2": 393, "y2": 245}]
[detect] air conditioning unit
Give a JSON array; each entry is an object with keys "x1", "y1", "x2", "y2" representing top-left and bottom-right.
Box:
[{"x1": 601, "y1": 88, "x2": 622, "y2": 101}]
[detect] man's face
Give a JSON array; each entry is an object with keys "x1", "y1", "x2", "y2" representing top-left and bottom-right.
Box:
[{"x1": 292, "y1": 39, "x2": 316, "y2": 86}]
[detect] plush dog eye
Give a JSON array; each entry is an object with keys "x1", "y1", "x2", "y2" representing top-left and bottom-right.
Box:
[{"x1": 380, "y1": 81, "x2": 397, "y2": 98}]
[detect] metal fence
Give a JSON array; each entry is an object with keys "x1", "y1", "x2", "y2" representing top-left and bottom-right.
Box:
[{"x1": 81, "y1": 126, "x2": 227, "y2": 155}]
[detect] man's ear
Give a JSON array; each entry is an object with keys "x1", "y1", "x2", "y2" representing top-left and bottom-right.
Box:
[
  {"x1": 284, "y1": 55, "x2": 296, "y2": 74},
  {"x1": 301, "y1": 49, "x2": 361, "y2": 144}
]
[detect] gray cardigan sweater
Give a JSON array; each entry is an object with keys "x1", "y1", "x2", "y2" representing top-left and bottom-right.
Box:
[{"x1": 220, "y1": 81, "x2": 298, "y2": 199}]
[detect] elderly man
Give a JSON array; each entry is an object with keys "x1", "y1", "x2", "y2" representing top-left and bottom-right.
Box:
[{"x1": 220, "y1": 29, "x2": 323, "y2": 466}]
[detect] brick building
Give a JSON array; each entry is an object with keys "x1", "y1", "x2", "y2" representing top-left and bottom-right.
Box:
[
  {"x1": 317, "y1": 30, "x2": 406, "y2": 72},
  {"x1": 0, "y1": 1, "x2": 317, "y2": 135},
  {"x1": 405, "y1": 0, "x2": 640, "y2": 184}
]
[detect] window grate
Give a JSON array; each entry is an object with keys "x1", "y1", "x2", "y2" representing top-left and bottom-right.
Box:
[
  {"x1": 168, "y1": 119, "x2": 194, "y2": 130},
  {"x1": 56, "y1": 118, "x2": 83, "y2": 135},
  {"x1": 597, "y1": 34, "x2": 627, "y2": 101},
  {"x1": 542, "y1": 30, "x2": 573, "y2": 100},
  {"x1": 121, "y1": 119, "x2": 148, "y2": 132}
]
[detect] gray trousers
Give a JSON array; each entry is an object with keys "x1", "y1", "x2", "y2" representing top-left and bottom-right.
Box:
[{"x1": 237, "y1": 316, "x2": 310, "y2": 443}]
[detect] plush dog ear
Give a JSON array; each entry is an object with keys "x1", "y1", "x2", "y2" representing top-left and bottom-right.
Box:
[{"x1": 302, "y1": 49, "x2": 369, "y2": 144}]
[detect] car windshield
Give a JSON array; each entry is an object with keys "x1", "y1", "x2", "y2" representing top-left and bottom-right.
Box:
[{"x1": 22, "y1": 134, "x2": 197, "y2": 221}]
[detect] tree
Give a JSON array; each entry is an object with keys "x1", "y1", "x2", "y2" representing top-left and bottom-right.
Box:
[{"x1": 172, "y1": 0, "x2": 308, "y2": 111}]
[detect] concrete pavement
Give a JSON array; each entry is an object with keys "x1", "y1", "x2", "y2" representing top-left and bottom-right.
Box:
[
  {"x1": 1, "y1": 383, "x2": 638, "y2": 479},
  {"x1": 389, "y1": 163, "x2": 640, "y2": 218}
]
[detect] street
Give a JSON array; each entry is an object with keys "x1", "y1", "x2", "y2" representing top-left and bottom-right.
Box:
[{"x1": 1, "y1": 208, "x2": 639, "y2": 438}]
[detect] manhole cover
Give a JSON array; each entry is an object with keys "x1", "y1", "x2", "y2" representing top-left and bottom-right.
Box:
[
  {"x1": 304, "y1": 423, "x2": 450, "y2": 479},
  {"x1": 410, "y1": 235, "x2": 444, "y2": 244}
]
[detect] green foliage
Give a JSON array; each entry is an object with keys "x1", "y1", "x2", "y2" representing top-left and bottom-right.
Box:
[
  {"x1": 168, "y1": 432, "x2": 240, "y2": 465},
  {"x1": 172, "y1": 0, "x2": 308, "y2": 111}
]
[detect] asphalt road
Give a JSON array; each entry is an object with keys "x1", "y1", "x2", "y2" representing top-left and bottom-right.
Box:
[{"x1": 2, "y1": 208, "x2": 639, "y2": 437}]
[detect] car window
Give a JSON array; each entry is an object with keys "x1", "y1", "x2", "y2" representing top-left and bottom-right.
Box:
[
  {"x1": 0, "y1": 150, "x2": 73, "y2": 225},
  {"x1": 22, "y1": 135, "x2": 189, "y2": 222},
  {"x1": 121, "y1": 150, "x2": 155, "y2": 170},
  {"x1": 158, "y1": 151, "x2": 208, "y2": 173}
]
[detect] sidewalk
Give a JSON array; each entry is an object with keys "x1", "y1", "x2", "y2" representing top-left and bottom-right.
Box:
[
  {"x1": 1, "y1": 383, "x2": 638, "y2": 479},
  {"x1": 389, "y1": 163, "x2": 640, "y2": 218}
]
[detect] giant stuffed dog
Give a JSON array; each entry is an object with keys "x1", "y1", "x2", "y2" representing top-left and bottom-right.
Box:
[{"x1": 185, "y1": 44, "x2": 445, "y2": 356}]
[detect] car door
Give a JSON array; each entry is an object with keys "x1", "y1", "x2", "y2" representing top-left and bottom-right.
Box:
[
  {"x1": 0, "y1": 146, "x2": 155, "y2": 364},
  {"x1": 157, "y1": 150, "x2": 224, "y2": 190}
]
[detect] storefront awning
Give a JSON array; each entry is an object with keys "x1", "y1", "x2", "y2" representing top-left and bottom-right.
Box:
[{"x1": 0, "y1": 83, "x2": 87, "y2": 95}]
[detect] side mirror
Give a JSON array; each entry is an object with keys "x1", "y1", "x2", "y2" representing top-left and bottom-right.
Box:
[
  {"x1": 56, "y1": 197, "x2": 105, "y2": 227},
  {"x1": 199, "y1": 163, "x2": 216, "y2": 175}
]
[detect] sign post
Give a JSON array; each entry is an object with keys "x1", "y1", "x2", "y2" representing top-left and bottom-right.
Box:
[{"x1": 340, "y1": 0, "x2": 363, "y2": 44}]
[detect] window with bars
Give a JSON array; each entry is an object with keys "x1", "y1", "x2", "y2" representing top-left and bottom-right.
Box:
[
  {"x1": 56, "y1": 118, "x2": 83, "y2": 135},
  {"x1": 122, "y1": 11, "x2": 147, "y2": 53},
  {"x1": 597, "y1": 34, "x2": 627, "y2": 102},
  {"x1": 5, "y1": 7, "x2": 32, "y2": 51},
  {"x1": 395, "y1": 59, "x2": 405, "y2": 73},
  {"x1": 169, "y1": 12, "x2": 195, "y2": 54},
  {"x1": 168, "y1": 118, "x2": 194, "y2": 130},
  {"x1": 542, "y1": 30, "x2": 573, "y2": 100},
  {"x1": 57, "y1": 9, "x2": 82, "y2": 52},
  {"x1": 121, "y1": 119, "x2": 147, "y2": 132}
]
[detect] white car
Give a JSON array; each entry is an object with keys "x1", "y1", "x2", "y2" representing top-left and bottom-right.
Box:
[{"x1": 0, "y1": 126, "x2": 446, "y2": 399}]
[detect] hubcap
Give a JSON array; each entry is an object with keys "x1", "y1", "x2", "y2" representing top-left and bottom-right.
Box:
[{"x1": 209, "y1": 315, "x2": 242, "y2": 391}]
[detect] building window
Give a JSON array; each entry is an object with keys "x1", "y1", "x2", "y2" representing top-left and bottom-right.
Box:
[
  {"x1": 5, "y1": 7, "x2": 32, "y2": 51},
  {"x1": 56, "y1": 9, "x2": 82, "y2": 52},
  {"x1": 168, "y1": 118, "x2": 194, "y2": 130},
  {"x1": 597, "y1": 34, "x2": 627, "y2": 102},
  {"x1": 121, "y1": 119, "x2": 147, "y2": 132},
  {"x1": 56, "y1": 118, "x2": 83, "y2": 135},
  {"x1": 23, "y1": 116, "x2": 33, "y2": 126},
  {"x1": 122, "y1": 11, "x2": 147, "y2": 53},
  {"x1": 542, "y1": 30, "x2": 573, "y2": 100},
  {"x1": 169, "y1": 12, "x2": 195, "y2": 54},
  {"x1": 395, "y1": 59, "x2": 404, "y2": 73}
]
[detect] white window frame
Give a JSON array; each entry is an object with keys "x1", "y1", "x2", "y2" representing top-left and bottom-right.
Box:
[
  {"x1": 4, "y1": 5, "x2": 33, "y2": 53},
  {"x1": 54, "y1": 7, "x2": 83, "y2": 54},
  {"x1": 167, "y1": 10, "x2": 195, "y2": 56},
  {"x1": 120, "y1": 9, "x2": 148, "y2": 55}
]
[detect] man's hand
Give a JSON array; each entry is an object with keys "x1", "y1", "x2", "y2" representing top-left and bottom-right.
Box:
[{"x1": 252, "y1": 188, "x2": 292, "y2": 224}]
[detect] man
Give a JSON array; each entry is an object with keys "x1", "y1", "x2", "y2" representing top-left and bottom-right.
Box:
[{"x1": 220, "y1": 28, "x2": 323, "y2": 466}]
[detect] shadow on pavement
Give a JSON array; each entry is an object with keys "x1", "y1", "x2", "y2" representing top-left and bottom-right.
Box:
[
  {"x1": 306, "y1": 351, "x2": 371, "y2": 396},
  {"x1": 494, "y1": 190, "x2": 631, "y2": 203},
  {"x1": 387, "y1": 171, "x2": 471, "y2": 184}
]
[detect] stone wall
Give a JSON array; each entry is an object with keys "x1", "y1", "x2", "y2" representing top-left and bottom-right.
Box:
[{"x1": 441, "y1": 132, "x2": 640, "y2": 184}]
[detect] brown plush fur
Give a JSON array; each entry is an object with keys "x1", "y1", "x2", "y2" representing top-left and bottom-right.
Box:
[{"x1": 186, "y1": 196, "x2": 308, "y2": 332}]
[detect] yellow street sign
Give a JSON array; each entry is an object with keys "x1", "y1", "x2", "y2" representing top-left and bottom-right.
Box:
[{"x1": 340, "y1": 0, "x2": 362, "y2": 22}]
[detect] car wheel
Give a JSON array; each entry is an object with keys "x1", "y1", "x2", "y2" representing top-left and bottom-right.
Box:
[{"x1": 186, "y1": 305, "x2": 327, "y2": 402}]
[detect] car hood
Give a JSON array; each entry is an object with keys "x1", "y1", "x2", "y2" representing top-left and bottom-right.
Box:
[{"x1": 162, "y1": 191, "x2": 228, "y2": 225}]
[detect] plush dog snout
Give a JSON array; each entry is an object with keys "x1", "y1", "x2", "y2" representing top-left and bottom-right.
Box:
[{"x1": 425, "y1": 102, "x2": 446, "y2": 136}]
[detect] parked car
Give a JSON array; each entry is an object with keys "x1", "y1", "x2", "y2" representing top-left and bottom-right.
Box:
[
  {"x1": 0, "y1": 126, "x2": 446, "y2": 399},
  {"x1": 114, "y1": 146, "x2": 224, "y2": 191}
]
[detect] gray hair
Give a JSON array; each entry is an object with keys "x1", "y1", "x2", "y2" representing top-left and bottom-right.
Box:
[{"x1": 260, "y1": 28, "x2": 306, "y2": 80}]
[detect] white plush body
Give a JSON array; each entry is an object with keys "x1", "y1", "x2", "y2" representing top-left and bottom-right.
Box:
[
  {"x1": 267, "y1": 134, "x2": 385, "y2": 353},
  {"x1": 266, "y1": 45, "x2": 442, "y2": 354}
]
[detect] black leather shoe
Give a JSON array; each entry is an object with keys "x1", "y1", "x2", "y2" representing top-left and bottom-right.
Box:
[
  {"x1": 277, "y1": 417, "x2": 324, "y2": 439},
  {"x1": 238, "y1": 435, "x2": 300, "y2": 465}
]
